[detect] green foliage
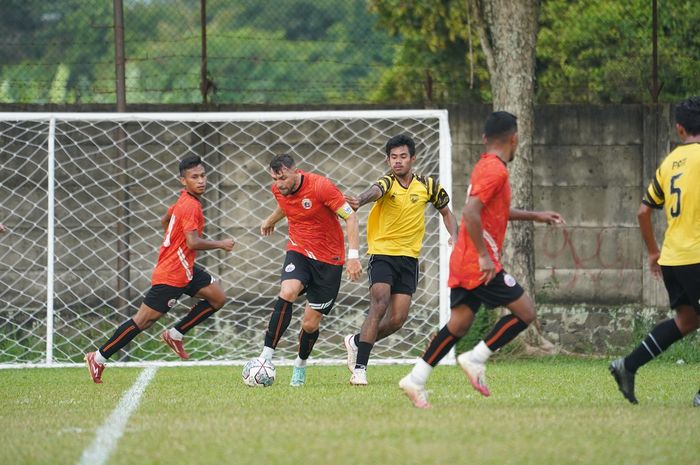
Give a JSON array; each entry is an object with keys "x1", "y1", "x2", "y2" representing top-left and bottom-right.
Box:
[
  {"x1": 368, "y1": 0, "x2": 491, "y2": 104},
  {"x1": 537, "y1": 0, "x2": 700, "y2": 103}
]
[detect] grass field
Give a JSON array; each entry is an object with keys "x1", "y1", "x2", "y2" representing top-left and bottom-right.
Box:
[{"x1": 1, "y1": 358, "x2": 698, "y2": 465}]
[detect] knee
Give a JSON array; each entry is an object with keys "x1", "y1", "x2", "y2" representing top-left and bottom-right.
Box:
[
  {"x1": 676, "y1": 312, "x2": 700, "y2": 335},
  {"x1": 302, "y1": 319, "x2": 320, "y2": 333},
  {"x1": 133, "y1": 315, "x2": 155, "y2": 331},
  {"x1": 209, "y1": 295, "x2": 226, "y2": 310},
  {"x1": 388, "y1": 313, "x2": 407, "y2": 331}
]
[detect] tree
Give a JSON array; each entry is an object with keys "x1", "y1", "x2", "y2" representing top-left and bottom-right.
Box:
[{"x1": 469, "y1": 0, "x2": 554, "y2": 353}]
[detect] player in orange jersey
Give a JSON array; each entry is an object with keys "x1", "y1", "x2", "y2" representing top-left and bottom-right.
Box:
[
  {"x1": 253, "y1": 154, "x2": 362, "y2": 386},
  {"x1": 399, "y1": 111, "x2": 564, "y2": 407},
  {"x1": 84, "y1": 155, "x2": 234, "y2": 383}
]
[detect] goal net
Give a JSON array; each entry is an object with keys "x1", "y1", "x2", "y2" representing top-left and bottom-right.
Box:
[{"x1": 0, "y1": 110, "x2": 452, "y2": 367}]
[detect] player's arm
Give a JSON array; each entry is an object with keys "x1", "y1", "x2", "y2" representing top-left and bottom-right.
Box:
[
  {"x1": 337, "y1": 203, "x2": 362, "y2": 281},
  {"x1": 462, "y1": 196, "x2": 497, "y2": 285},
  {"x1": 160, "y1": 212, "x2": 172, "y2": 231},
  {"x1": 184, "y1": 229, "x2": 235, "y2": 252},
  {"x1": 345, "y1": 184, "x2": 383, "y2": 211},
  {"x1": 637, "y1": 202, "x2": 661, "y2": 278},
  {"x1": 438, "y1": 206, "x2": 458, "y2": 246},
  {"x1": 261, "y1": 205, "x2": 286, "y2": 236},
  {"x1": 509, "y1": 208, "x2": 565, "y2": 225}
]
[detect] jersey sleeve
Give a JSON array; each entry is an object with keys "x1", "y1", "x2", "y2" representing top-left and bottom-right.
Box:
[
  {"x1": 469, "y1": 161, "x2": 507, "y2": 205},
  {"x1": 317, "y1": 176, "x2": 347, "y2": 213},
  {"x1": 642, "y1": 167, "x2": 665, "y2": 209},
  {"x1": 428, "y1": 176, "x2": 450, "y2": 210},
  {"x1": 374, "y1": 174, "x2": 394, "y2": 197}
]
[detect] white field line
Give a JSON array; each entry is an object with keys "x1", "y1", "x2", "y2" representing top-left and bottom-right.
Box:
[{"x1": 77, "y1": 367, "x2": 158, "y2": 465}]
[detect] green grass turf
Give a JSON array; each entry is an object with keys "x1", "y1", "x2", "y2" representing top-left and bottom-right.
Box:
[{"x1": 1, "y1": 358, "x2": 698, "y2": 465}]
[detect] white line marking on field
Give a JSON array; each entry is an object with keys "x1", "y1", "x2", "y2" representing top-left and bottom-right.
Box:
[{"x1": 77, "y1": 367, "x2": 157, "y2": 465}]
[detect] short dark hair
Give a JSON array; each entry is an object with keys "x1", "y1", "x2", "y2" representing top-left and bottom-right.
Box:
[
  {"x1": 675, "y1": 96, "x2": 700, "y2": 136},
  {"x1": 385, "y1": 134, "x2": 416, "y2": 157},
  {"x1": 179, "y1": 154, "x2": 203, "y2": 176},
  {"x1": 484, "y1": 111, "x2": 518, "y2": 140},
  {"x1": 269, "y1": 153, "x2": 295, "y2": 173}
]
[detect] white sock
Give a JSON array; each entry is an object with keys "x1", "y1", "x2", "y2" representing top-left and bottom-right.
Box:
[
  {"x1": 94, "y1": 350, "x2": 107, "y2": 365},
  {"x1": 169, "y1": 327, "x2": 184, "y2": 341},
  {"x1": 260, "y1": 346, "x2": 274, "y2": 361},
  {"x1": 409, "y1": 359, "x2": 433, "y2": 386},
  {"x1": 470, "y1": 341, "x2": 493, "y2": 364},
  {"x1": 294, "y1": 356, "x2": 307, "y2": 368}
]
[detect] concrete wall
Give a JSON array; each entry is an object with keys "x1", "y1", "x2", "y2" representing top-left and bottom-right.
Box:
[{"x1": 0, "y1": 103, "x2": 677, "y2": 353}]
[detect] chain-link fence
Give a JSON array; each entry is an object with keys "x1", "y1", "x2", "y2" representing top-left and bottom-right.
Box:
[{"x1": 0, "y1": 0, "x2": 697, "y2": 106}]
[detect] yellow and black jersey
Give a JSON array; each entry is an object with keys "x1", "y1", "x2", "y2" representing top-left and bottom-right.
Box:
[
  {"x1": 367, "y1": 173, "x2": 449, "y2": 258},
  {"x1": 643, "y1": 142, "x2": 700, "y2": 265}
]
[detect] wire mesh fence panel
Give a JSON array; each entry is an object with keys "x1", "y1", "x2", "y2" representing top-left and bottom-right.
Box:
[{"x1": 0, "y1": 110, "x2": 451, "y2": 366}]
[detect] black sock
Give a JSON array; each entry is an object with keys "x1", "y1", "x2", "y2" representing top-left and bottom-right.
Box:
[
  {"x1": 624, "y1": 319, "x2": 683, "y2": 373},
  {"x1": 264, "y1": 298, "x2": 293, "y2": 349},
  {"x1": 353, "y1": 333, "x2": 360, "y2": 347},
  {"x1": 484, "y1": 315, "x2": 528, "y2": 351},
  {"x1": 174, "y1": 300, "x2": 217, "y2": 335},
  {"x1": 421, "y1": 326, "x2": 460, "y2": 367},
  {"x1": 298, "y1": 329, "x2": 320, "y2": 360},
  {"x1": 98, "y1": 318, "x2": 142, "y2": 359},
  {"x1": 355, "y1": 341, "x2": 373, "y2": 369}
]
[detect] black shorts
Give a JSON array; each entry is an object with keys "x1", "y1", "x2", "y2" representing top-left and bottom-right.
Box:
[
  {"x1": 143, "y1": 266, "x2": 214, "y2": 313},
  {"x1": 450, "y1": 270, "x2": 525, "y2": 313},
  {"x1": 367, "y1": 254, "x2": 419, "y2": 295},
  {"x1": 280, "y1": 251, "x2": 342, "y2": 315},
  {"x1": 661, "y1": 263, "x2": 700, "y2": 313}
]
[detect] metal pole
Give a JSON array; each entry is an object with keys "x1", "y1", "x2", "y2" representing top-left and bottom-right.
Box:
[
  {"x1": 113, "y1": 0, "x2": 130, "y2": 319},
  {"x1": 201, "y1": 0, "x2": 209, "y2": 104},
  {"x1": 650, "y1": 0, "x2": 660, "y2": 103},
  {"x1": 114, "y1": 0, "x2": 126, "y2": 111}
]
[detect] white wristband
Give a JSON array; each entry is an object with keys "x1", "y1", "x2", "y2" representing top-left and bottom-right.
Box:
[{"x1": 348, "y1": 249, "x2": 359, "y2": 259}]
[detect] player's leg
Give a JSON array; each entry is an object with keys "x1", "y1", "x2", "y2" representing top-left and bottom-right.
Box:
[
  {"x1": 163, "y1": 268, "x2": 225, "y2": 359},
  {"x1": 260, "y1": 252, "x2": 309, "y2": 362},
  {"x1": 611, "y1": 264, "x2": 700, "y2": 404},
  {"x1": 350, "y1": 282, "x2": 391, "y2": 385},
  {"x1": 85, "y1": 299, "x2": 164, "y2": 383},
  {"x1": 457, "y1": 272, "x2": 527, "y2": 396},
  {"x1": 291, "y1": 260, "x2": 341, "y2": 386},
  {"x1": 376, "y1": 293, "x2": 411, "y2": 341},
  {"x1": 400, "y1": 294, "x2": 478, "y2": 408},
  {"x1": 290, "y1": 305, "x2": 322, "y2": 387}
]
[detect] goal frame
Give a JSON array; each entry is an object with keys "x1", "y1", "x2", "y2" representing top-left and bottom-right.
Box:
[{"x1": 0, "y1": 109, "x2": 453, "y2": 368}]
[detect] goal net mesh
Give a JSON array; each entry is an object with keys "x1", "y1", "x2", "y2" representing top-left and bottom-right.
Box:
[{"x1": 0, "y1": 111, "x2": 450, "y2": 366}]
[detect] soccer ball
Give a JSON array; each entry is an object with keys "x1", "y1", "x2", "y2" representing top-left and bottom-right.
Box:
[{"x1": 242, "y1": 357, "x2": 276, "y2": 387}]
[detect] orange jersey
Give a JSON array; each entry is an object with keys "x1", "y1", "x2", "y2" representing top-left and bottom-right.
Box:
[
  {"x1": 273, "y1": 171, "x2": 347, "y2": 265},
  {"x1": 449, "y1": 154, "x2": 511, "y2": 290},
  {"x1": 151, "y1": 190, "x2": 205, "y2": 287}
]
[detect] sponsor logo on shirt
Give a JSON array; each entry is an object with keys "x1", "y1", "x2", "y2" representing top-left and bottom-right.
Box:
[
  {"x1": 410, "y1": 194, "x2": 419, "y2": 203},
  {"x1": 302, "y1": 199, "x2": 312, "y2": 209}
]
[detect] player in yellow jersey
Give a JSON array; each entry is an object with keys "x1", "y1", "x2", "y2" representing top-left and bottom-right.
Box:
[
  {"x1": 343, "y1": 134, "x2": 458, "y2": 385},
  {"x1": 610, "y1": 96, "x2": 700, "y2": 406}
]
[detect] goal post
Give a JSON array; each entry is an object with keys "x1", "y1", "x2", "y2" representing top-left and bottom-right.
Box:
[{"x1": 0, "y1": 110, "x2": 452, "y2": 368}]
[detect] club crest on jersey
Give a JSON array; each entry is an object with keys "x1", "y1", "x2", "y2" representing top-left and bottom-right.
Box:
[
  {"x1": 285, "y1": 263, "x2": 296, "y2": 272},
  {"x1": 503, "y1": 274, "x2": 517, "y2": 287},
  {"x1": 301, "y1": 198, "x2": 312, "y2": 209},
  {"x1": 167, "y1": 299, "x2": 178, "y2": 308},
  {"x1": 410, "y1": 194, "x2": 419, "y2": 203}
]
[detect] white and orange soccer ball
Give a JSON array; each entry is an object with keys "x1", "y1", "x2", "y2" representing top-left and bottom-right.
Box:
[{"x1": 242, "y1": 357, "x2": 276, "y2": 387}]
